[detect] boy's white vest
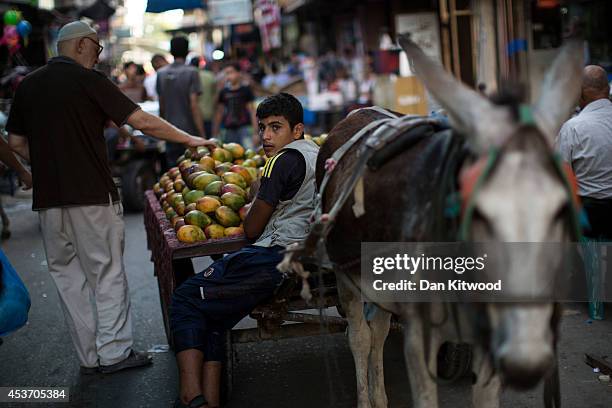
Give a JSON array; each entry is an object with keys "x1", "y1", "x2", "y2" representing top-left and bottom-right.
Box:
[{"x1": 254, "y1": 139, "x2": 319, "y2": 248}]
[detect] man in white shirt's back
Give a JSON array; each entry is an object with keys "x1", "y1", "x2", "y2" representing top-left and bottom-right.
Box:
[
  {"x1": 143, "y1": 54, "x2": 167, "y2": 101},
  {"x1": 557, "y1": 65, "x2": 612, "y2": 239}
]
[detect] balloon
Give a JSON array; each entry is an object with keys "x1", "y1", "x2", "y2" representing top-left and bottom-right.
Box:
[
  {"x1": 17, "y1": 21, "x2": 32, "y2": 38},
  {"x1": 3, "y1": 10, "x2": 21, "y2": 26},
  {"x1": 0, "y1": 26, "x2": 21, "y2": 54}
]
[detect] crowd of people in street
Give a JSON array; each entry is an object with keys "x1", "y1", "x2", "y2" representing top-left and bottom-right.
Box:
[{"x1": 105, "y1": 41, "x2": 379, "y2": 161}]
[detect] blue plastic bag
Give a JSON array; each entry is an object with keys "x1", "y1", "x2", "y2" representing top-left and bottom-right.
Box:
[{"x1": 0, "y1": 248, "x2": 30, "y2": 336}]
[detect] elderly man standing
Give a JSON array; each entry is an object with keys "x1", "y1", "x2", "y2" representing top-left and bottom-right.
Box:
[
  {"x1": 5, "y1": 21, "x2": 215, "y2": 374},
  {"x1": 557, "y1": 65, "x2": 612, "y2": 240}
]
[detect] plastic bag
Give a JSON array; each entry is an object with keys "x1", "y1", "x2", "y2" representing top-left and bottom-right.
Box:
[{"x1": 0, "y1": 248, "x2": 30, "y2": 336}]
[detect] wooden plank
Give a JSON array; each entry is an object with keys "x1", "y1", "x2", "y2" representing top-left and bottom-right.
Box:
[{"x1": 232, "y1": 322, "x2": 347, "y2": 344}]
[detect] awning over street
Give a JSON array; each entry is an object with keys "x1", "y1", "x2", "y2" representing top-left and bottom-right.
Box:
[{"x1": 145, "y1": 0, "x2": 205, "y2": 13}]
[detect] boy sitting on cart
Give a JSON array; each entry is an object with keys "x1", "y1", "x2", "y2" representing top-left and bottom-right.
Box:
[{"x1": 171, "y1": 93, "x2": 319, "y2": 408}]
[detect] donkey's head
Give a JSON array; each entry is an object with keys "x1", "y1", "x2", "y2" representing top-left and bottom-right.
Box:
[{"x1": 398, "y1": 34, "x2": 583, "y2": 388}]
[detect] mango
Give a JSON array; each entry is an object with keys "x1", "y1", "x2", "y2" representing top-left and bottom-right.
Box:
[
  {"x1": 196, "y1": 196, "x2": 221, "y2": 214},
  {"x1": 230, "y1": 165, "x2": 252, "y2": 184},
  {"x1": 178, "y1": 159, "x2": 192, "y2": 172},
  {"x1": 185, "y1": 203, "x2": 197, "y2": 213},
  {"x1": 175, "y1": 201, "x2": 186, "y2": 216},
  {"x1": 214, "y1": 163, "x2": 232, "y2": 176},
  {"x1": 221, "y1": 183, "x2": 247, "y2": 199},
  {"x1": 174, "y1": 218, "x2": 186, "y2": 232},
  {"x1": 199, "y1": 156, "x2": 216, "y2": 172},
  {"x1": 174, "y1": 179, "x2": 186, "y2": 193},
  {"x1": 176, "y1": 154, "x2": 186, "y2": 164},
  {"x1": 208, "y1": 137, "x2": 223, "y2": 148},
  {"x1": 193, "y1": 173, "x2": 221, "y2": 191},
  {"x1": 185, "y1": 210, "x2": 213, "y2": 229},
  {"x1": 204, "y1": 180, "x2": 224, "y2": 196},
  {"x1": 165, "y1": 207, "x2": 177, "y2": 220},
  {"x1": 224, "y1": 226, "x2": 244, "y2": 237},
  {"x1": 212, "y1": 148, "x2": 233, "y2": 163},
  {"x1": 244, "y1": 148, "x2": 256, "y2": 159},
  {"x1": 215, "y1": 206, "x2": 241, "y2": 227},
  {"x1": 168, "y1": 167, "x2": 181, "y2": 180},
  {"x1": 234, "y1": 159, "x2": 244, "y2": 165},
  {"x1": 153, "y1": 183, "x2": 163, "y2": 197},
  {"x1": 194, "y1": 146, "x2": 210, "y2": 160},
  {"x1": 205, "y1": 224, "x2": 225, "y2": 239},
  {"x1": 184, "y1": 190, "x2": 205, "y2": 205},
  {"x1": 252, "y1": 155, "x2": 266, "y2": 167},
  {"x1": 222, "y1": 172, "x2": 247, "y2": 189},
  {"x1": 221, "y1": 192, "x2": 246, "y2": 211},
  {"x1": 242, "y1": 159, "x2": 256, "y2": 168},
  {"x1": 187, "y1": 171, "x2": 206, "y2": 188},
  {"x1": 182, "y1": 186, "x2": 190, "y2": 196},
  {"x1": 245, "y1": 167, "x2": 258, "y2": 182},
  {"x1": 239, "y1": 203, "x2": 250, "y2": 221},
  {"x1": 177, "y1": 225, "x2": 206, "y2": 243},
  {"x1": 223, "y1": 143, "x2": 245, "y2": 159}
]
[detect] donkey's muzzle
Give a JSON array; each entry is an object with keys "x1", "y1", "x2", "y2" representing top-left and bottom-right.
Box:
[{"x1": 498, "y1": 341, "x2": 554, "y2": 389}]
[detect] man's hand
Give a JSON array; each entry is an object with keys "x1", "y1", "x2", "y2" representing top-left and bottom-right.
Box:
[
  {"x1": 185, "y1": 136, "x2": 218, "y2": 149},
  {"x1": 17, "y1": 169, "x2": 32, "y2": 190}
]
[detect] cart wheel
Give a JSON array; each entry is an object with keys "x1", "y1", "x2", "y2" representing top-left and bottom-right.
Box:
[
  {"x1": 220, "y1": 330, "x2": 234, "y2": 406},
  {"x1": 121, "y1": 159, "x2": 156, "y2": 212},
  {"x1": 437, "y1": 342, "x2": 472, "y2": 381},
  {"x1": 156, "y1": 276, "x2": 174, "y2": 349}
]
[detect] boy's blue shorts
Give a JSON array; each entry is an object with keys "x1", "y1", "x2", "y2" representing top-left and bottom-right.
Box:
[{"x1": 170, "y1": 245, "x2": 284, "y2": 360}]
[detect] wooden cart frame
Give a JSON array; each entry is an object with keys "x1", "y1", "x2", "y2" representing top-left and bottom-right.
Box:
[{"x1": 143, "y1": 191, "x2": 347, "y2": 400}]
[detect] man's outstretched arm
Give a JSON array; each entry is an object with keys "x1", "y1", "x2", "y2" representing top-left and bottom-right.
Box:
[{"x1": 127, "y1": 109, "x2": 216, "y2": 148}]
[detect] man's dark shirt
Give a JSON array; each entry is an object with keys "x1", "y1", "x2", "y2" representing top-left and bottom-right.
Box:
[
  {"x1": 218, "y1": 85, "x2": 254, "y2": 129},
  {"x1": 257, "y1": 149, "x2": 306, "y2": 207},
  {"x1": 6, "y1": 56, "x2": 139, "y2": 210}
]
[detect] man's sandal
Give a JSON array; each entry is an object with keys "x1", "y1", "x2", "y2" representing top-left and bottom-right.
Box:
[{"x1": 173, "y1": 394, "x2": 207, "y2": 408}]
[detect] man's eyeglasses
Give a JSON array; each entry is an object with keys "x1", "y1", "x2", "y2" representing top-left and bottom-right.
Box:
[{"x1": 84, "y1": 37, "x2": 104, "y2": 56}]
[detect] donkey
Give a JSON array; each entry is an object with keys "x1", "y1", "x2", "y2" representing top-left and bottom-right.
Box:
[{"x1": 309, "y1": 35, "x2": 584, "y2": 408}]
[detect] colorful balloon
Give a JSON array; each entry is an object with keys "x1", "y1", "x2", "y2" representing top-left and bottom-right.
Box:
[
  {"x1": 3, "y1": 10, "x2": 21, "y2": 26},
  {"x1": 17, "y1": 21, "x2": 32, "y2": 38}
]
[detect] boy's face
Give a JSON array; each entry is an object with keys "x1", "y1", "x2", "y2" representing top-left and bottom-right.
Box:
[
  {"x1": 258, "y1": 115, "x2": 303, "y2": 157},
  {"x1": 223, "y1": 66, "x2": 240, "y2": 84}
]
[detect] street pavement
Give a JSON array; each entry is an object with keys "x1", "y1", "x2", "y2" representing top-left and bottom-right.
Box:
[{"x1": 0, "y1": 193, "x2": 611, "y2": 407}]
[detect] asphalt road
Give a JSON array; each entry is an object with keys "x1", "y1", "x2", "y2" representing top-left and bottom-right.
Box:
[{"x1": 0, "y1": 193, "x2": 611, "y2": 407}]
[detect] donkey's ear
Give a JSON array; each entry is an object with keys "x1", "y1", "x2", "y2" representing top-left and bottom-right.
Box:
[
  {"x1": 397, "y1": 33, "x2": 514, "y2": 151},
  {"x1": 533, "y1": 39, "x2": 584, "y2": 144}
]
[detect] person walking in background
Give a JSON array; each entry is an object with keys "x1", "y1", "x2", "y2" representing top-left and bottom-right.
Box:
[
  {"x1": 190, "y1": 56, "x2": 217, "y2": 139},
  {"x1": 5, "y1": 21, "x2": 214, "y2": 374},
  {"x1": 212, "y1": 62, "x2": 259, "y2": 148},
  {"x1": 144, "y1": 54, "x2": 168, "y2": 101},
  {"x1": 119, "y1": 61, "x2": 147, "y2": 103},
  {"x1": 157, "y1": 36, "x2": 205, "y2": 165},
  {"x1": 556, "y1": 65, "x2": 612, "y2": 240}
]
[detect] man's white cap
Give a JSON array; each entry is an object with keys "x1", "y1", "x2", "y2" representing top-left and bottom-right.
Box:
[{"x1": 57, "y1": 21, "x2": 97, "y2": 42}]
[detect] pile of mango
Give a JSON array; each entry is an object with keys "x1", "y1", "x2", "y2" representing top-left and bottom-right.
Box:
[
  {"x1": 153, "y1": 140, "x2": 267, "y2": 244},
  {"x1": 304, "y1": 133, "x2": 327, "y2": 146}
]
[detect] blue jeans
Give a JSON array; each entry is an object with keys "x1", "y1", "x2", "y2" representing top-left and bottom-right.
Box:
[{"x1": 170, "y1": 245, "x2": 284, "y2": 360}]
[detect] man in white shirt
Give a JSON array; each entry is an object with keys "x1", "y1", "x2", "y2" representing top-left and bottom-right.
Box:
[
  {"x1": 143, "y1": 54, "x2": 168, "y2": 101},
  {"x1": 556, "y1": 65, "x2": 612, "y2": 239}
]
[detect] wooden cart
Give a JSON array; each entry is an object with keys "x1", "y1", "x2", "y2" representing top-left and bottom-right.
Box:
[{"x1": 143, "y1": 190, "x2": 347, "y2": 400}]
